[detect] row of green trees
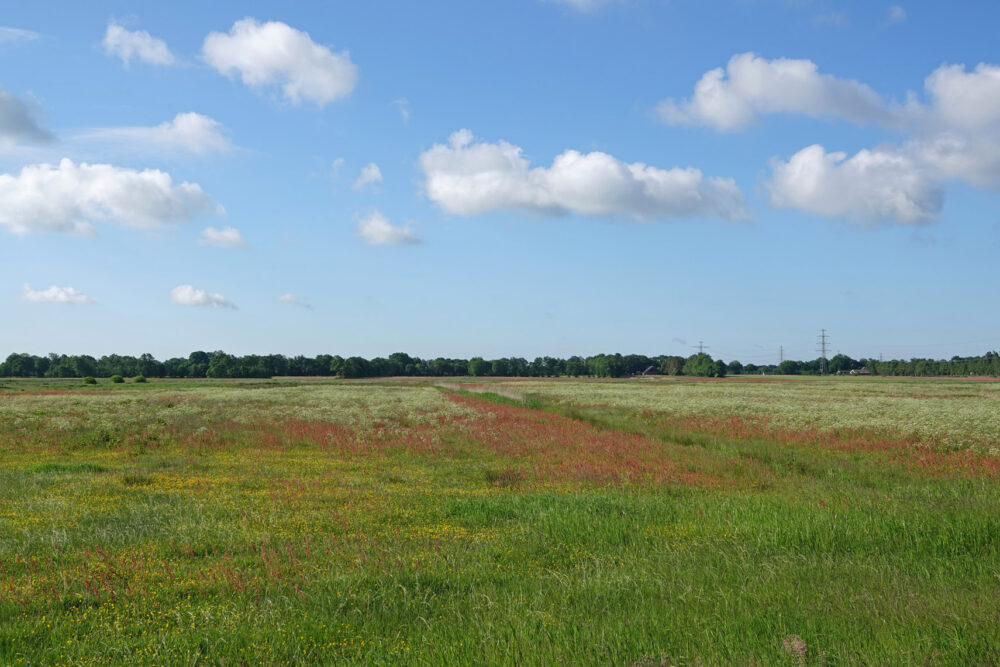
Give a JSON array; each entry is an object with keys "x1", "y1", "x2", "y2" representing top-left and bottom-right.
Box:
[
  {"x1": 1, "y1": 351, "x2": 726, "y2": 379},
  {"x1": 3, "y1": 350, "x2": 1000, "y2": 379},
  {"x1": 737, "y1": 352, "x2": 1000, "y2": 377}
]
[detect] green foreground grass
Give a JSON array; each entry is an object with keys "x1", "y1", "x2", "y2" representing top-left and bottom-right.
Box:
[{"x1": 1, "y1": 377, "x2": 999, "y2": 665}]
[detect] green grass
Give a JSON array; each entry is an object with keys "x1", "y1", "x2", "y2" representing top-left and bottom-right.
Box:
[
  {"x1": 1, "y1": 377, "x2": 998, "y2": 664},
  {"x1": 24, "y1": 462, "x2": 109, "y2": 474}
]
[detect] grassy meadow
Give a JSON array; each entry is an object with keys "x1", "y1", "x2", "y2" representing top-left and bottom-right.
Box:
[{"x1": 1, "y1": 376, "x2": 999, "y2": 665}]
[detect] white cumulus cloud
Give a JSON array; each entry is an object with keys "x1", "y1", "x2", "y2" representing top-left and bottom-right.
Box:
[
  {"x1": 901, "y1": 62, "x2": 1000, "y2": 191},
  {"x1": 666, "y1": 54, "x2": 1000, "y2": 222},
  {"x1": 909, "y1": 133, "x2": 1000, "y2": 191},
  {"x1": 664, "y1": 55, "x2": 1000, "y2": 137},
  {"x1": 83, "y1": 112, "x2": 230, "y2": 154},
  {"x1": 202, "y1": 18, "x2": 358, "y2": 107},
  {"x1": 791, "y1": 61, "x2": 1000, "y2": 221},
  {"x1": 353, "y1": 162, "x2": 382, "y2": 189},
  {"x1": 768, "y1": 144, "x2": 942, "y2": 224},
  {"x1": 22, "y1": 283, "x2": 96, "y2": 304},
  {"x1": 888, "y1": 5, "x2": 907, "y2": 22},
  {"x1": 922, "y1": 62, "x2": 1000, "y2": 133},
  {"x1": 658, "y1": 52, "x2": 896, "y2": 131},
  {"x1": 0, "y1": 158, "x2": 221, "y2": 236},
  {"x1": 102, "y1": 21, "x2": 175, "y2": 66},
  {"x1": 169, "y1": 284, "x2": 235, "y2": 309},
  {"x1": 0, "y1": 84, "x2": 54, "y2": 146},
  {"x1": 199, "y1": 225, "x2": 247, "y2": 248},
  {"x1": 357, "y1": 210, "x2": 420, "y2": 246},
  {"x1": 419, "y1": 129, "x2": 748, "y2": 221}
]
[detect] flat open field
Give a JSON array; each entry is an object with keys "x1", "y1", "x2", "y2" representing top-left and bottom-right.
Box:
[{"x1": 2, "y1": 376, "x2": 999, "y2": 665}]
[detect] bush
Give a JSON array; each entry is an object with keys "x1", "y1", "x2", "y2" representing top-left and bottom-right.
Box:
[
  {"x1": 133, "y1": 375, "x2": 147, "y2": 383},
  {"x1": 110, "y1": 375, "x2": 124, "y2": 384},
  {"x1": 82, "y1": 376, "x2": 97, "y2": 385}
]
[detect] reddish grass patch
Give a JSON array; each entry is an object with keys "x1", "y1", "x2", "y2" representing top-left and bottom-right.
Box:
[
  {"x1": 445, "y1": 393, "x2": 723, "y2": 487},
  {"x1": 895, "y1": 449, "x2": 1000, "y2": 478},
  {"x1": 168, "y1": 419, "x2": 359, "y2": 452},
  {"x1": 650, "y1": 412, "x2": 1000, "y2": 478},
  {"x1": 0, "y1": 390, "x2": 77, "y2": 398},
  {"x1": 659, "y1": 412, "x2": 927, "y2": 453}
]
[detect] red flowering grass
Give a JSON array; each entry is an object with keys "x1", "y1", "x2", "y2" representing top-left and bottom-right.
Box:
[
  {"x1": 646, "y1": 412, "x2": 1000, "y2": 478},
  {"x1": 444, "y1": 393, "x2": 729, "y2": 487},
  {"x1": 893, "y1": 449, "x2": 1000, "y2": 478},
  {"x1": 657, "y1": 412, "x2": 925, "y2": 453}
]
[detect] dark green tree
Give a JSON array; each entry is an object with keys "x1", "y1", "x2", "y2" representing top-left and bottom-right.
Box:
[
  {"x1": 340, "y1": 356, "x2": 371, "y2": 379},
  {"x1": 468, "y1": 357, "x2": 490, "y2": 376}
]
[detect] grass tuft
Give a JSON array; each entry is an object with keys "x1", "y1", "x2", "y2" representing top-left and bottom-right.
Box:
[
  {"x1": 27, "y1": 462, "x2": 108, "y2": 474},
  {"x1": 483, "y1": 466, "x2": 525, "y2": 487}
]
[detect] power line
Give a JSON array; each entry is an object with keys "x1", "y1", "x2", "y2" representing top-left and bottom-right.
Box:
[
  {"x1": 714, "y1": 350, "x2": 778, "y2": 360},
  {"x1": 779, "y1": 345, "x2": 784, "y2": 364},
  {"x1": 864, "y1": 338, "x2": 1000, "y2": 352},
  {"x1": 816, "y1": 329, "x2": 829, "y2": 375}
]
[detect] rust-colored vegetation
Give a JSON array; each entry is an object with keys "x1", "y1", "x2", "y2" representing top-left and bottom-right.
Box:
[{"x1": 444, "y1": 392, "x2": 728, "y2": 487}]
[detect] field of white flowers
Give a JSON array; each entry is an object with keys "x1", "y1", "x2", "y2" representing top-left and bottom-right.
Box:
[{"x1": 496, "y1": 376, "x2": 1000, "y2": 453}]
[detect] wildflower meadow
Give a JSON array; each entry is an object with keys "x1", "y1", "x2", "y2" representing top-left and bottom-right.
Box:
[{"x1": 1, "y1": 376, "x2": 998, "y2": 664}]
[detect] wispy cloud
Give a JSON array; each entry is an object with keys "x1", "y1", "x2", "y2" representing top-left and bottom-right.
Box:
[
  {"x1": 199, "y1": 225, "x2": 247, "y2": 248},
  {"x1": 357, "y1": 210, "x2": 420, "y2": 246},
  {"x1": 353, "y1": 162, "x2": 382, "y2": 190},
  {"x1": 0, "y1": 84, "x2": 55, "y2": 145},
  {"x1": 81, "y1": 112, "x2": 231, "y2": 154},
  {"x1": 22, "y1": 283, "x2": 95, "y2": 304},
  {"x1": 169, "y1": 284, "x2": 235, "y2": 309},
  {"x1": 392, "y1": 98, "x2": 410, "y2": 123},
  {"x1": 549, "y1": 0, "x2": 618, "y2": 13},
  {"x1": 277, "y1": 293, "x2": 313, "y2": 310},
  {"x1": 0, "y1": 26, "x2": 40, "y2": 43},
  {"x1": 103, "y1": 21, "x2": 175, "y2": 66},
  {"x1": 811, "y1": 11, "x2": 849, "y2": 27}
]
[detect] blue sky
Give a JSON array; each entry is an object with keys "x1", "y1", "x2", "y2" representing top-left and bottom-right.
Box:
[{"x1": 2, "y1": 0, "x2": 1000, "y2": 364}]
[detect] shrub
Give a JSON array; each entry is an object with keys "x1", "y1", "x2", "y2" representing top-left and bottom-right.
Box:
[
  {"x1": 133, "y1": 375, "x2": 148, "y2": 383},
  {"x1": 82, "y1": 376, "x2": 97, "y2": 385},
  {"x1": 111, "y1": 375, "x2": 124, "y2": 384}
]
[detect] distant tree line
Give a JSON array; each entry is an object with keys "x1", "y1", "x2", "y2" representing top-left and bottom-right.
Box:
[
  {"x1": 734, "y1": 352, "x2": 1000, "y2": 377},
  {"x1": 3, "y1": 350, "x2": 1000, "y2": 379}
]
